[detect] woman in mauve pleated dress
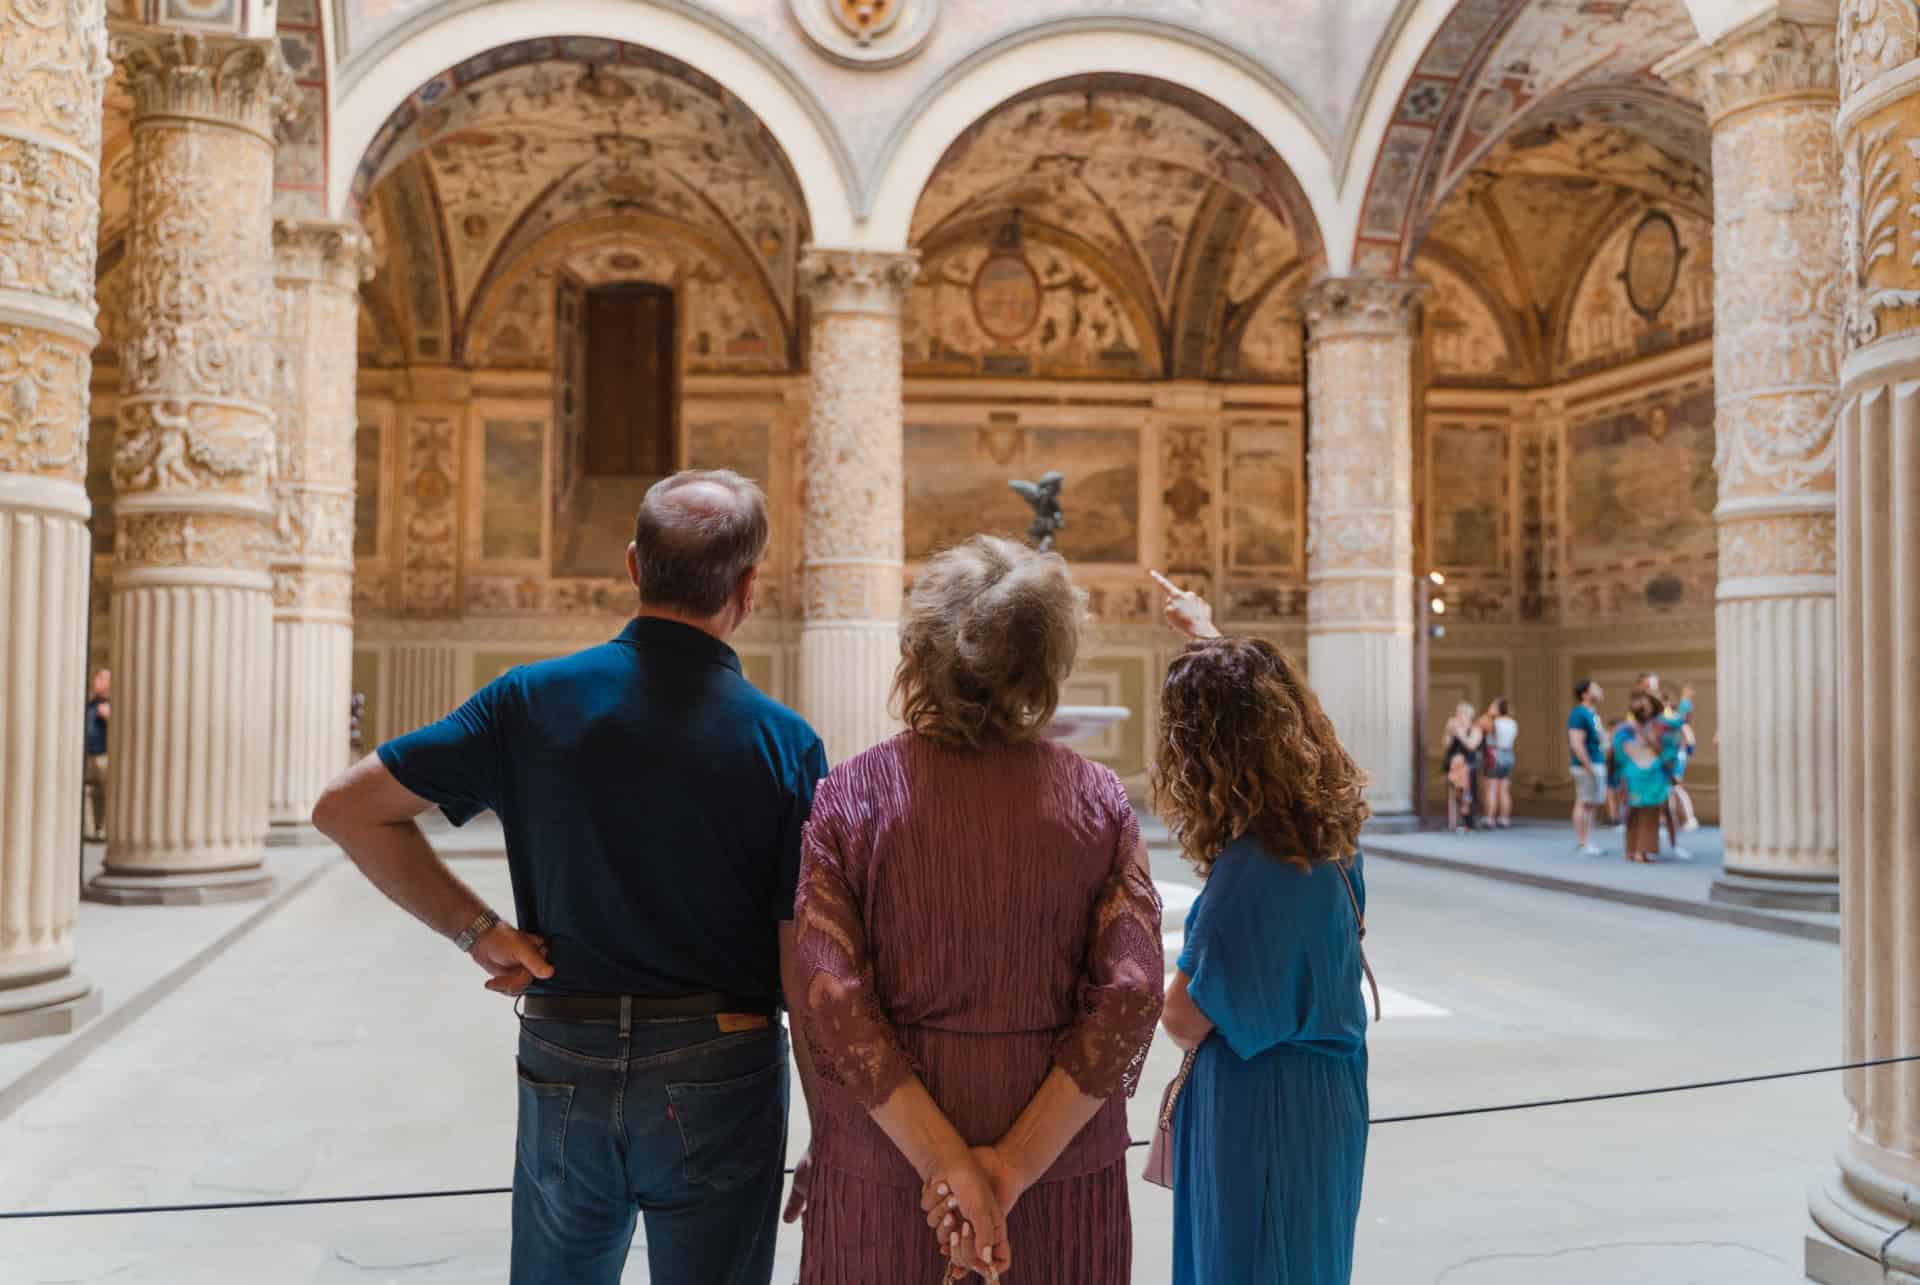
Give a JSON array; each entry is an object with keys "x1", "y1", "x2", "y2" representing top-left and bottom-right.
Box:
[{"x1": 788, "y1": 535, "x2": 1164, "y2": 1284}]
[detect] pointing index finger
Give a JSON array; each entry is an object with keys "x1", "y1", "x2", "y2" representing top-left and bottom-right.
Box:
[{"x1": 1148, "y1": 569, "x2": 1182, "y2": 597}]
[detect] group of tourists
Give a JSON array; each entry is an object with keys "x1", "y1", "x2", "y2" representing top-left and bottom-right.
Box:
[
  {"x1": 312, "y1": 469, "x2": 1374, "y2": 1285},
  {"x1": 1440, "y1": 698, "x2": 1519, "y2": 833},
  {"x1": 1568, "y1": 673, "x2": 1700, "y2": 862}
]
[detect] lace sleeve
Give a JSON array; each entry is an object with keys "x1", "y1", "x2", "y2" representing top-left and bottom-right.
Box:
[
  {"x1": 1053, "y1": 777, "x2": 1165, "y2": 1100},
  {"x1": 792, "y1": 783, "x2": 915, "y2": 1110}
]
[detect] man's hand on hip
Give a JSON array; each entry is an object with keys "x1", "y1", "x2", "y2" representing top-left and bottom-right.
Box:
[{"x1": 473, "y1": 922, "x2": 554, "y2": 995}]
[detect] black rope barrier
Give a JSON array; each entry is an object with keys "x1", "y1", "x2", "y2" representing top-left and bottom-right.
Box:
[{"x1": 5, "y1": 1052, "x2": 1916, "y2": 1222}]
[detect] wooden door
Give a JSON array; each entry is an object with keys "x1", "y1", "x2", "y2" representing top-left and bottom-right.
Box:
[{"x1": 583, "y1": 283, "x2": 676, "y2": 477}]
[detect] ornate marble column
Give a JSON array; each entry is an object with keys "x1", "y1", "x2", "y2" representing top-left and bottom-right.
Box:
[
  {"x1": 0, "y1": 0, "x2": 108, "y2": 1041},
  {"x1": 1664, "y1": 9, "x2": 1843, "y2": 912},
  {"x1": 795, "y1": 247, "x2": 917, "y2": 765},
  {"x1": 88, "y1": 30, "x2": 291, "y2": 905},
  {"x1": 1303, "y1": 279, "x2": 1425, "y2": 817},
  {"x1": 1807, "y1": 4, "x2": 1920, "y2": 1277},
  {"x1": 266, "y1": 221, "x2": 369, "y2": 845}
]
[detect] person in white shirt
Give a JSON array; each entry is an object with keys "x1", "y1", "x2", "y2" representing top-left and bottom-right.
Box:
[{"x1": 1481, "y1": 698, "x2": 1519, "y2": 829}]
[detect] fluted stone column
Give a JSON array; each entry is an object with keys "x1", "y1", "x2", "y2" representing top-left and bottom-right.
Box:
[
  {"x1": 0, "y1": 0, "x2": 108, "y2": 1042},
  {"x1": 266, "y1": 222, "x2": 369, "y2": 846},
  {"x1": 1303, "y1": 279, "x2": 1425, "y2": 817},
  {"x1": 1807, "y1": 6, "x2": 1920, "y2": 1278},
  {"x1": 795, "y1": 247, "x2": 917, "y2": 765},
  {"x1": 1664, "y1": 10, "x2": 1842, "y2": 912},
  {"x1": 88, "y1": 30, "x2": 291, "y2": 905}
]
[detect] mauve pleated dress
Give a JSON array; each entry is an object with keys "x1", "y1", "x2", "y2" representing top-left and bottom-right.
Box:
[{"x1": 792, "y1": 733, "x2": 1164, "y2": 1285}]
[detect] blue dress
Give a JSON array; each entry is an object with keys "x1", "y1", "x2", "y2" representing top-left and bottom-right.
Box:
[{"x1": 1172, "y1": 840, "x2": 1369, "y2": 1285}]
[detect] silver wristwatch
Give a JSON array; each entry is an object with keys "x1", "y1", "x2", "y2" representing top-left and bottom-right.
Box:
[{"x1": 453, "y1": 908, "x2": 500, "y2": 952}]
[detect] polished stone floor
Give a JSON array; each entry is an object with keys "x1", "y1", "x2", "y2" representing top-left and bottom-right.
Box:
[{"x1": 0, "y1": 841, "x2": 1842, "y2": 1283}]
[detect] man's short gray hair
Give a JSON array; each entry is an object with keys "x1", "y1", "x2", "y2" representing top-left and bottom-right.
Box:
[{"x1": 633, "y1": 470, "x2": 770, "y2": 616}]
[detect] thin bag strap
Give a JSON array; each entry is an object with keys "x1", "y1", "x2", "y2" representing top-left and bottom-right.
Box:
[
  {"x1": 1157, "y1": 1045, "x2": 1199, "y2": 1129},
  {"x1": 1335, "y1": 860, "x2": 1382, "y2": 1024}
]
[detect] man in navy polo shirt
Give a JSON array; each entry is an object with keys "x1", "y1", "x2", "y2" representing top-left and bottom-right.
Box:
[{"x1": 314, "y1": 469, "x2": 826, "y2": 1285}]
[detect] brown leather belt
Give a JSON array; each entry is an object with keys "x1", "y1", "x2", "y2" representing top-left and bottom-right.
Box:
[{"x1": 520, "y1": 992, "x2": 775, "y2": 1023}]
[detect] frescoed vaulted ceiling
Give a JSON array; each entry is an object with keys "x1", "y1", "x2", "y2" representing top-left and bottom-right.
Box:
[
  {"x1": 348, "y1": 39, "x2": 809, "y2": 363},
  {"x1": 908, "y1": 78, "x2": 1323, "y2": 380},
  {"x1": 1356, "y1": 0, "x2": 1704, "y2": 274}
]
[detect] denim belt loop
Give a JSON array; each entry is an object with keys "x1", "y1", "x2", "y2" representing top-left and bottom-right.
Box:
[{"x1": 619, "y1": 995, "x2": 632, "y2": 1039}]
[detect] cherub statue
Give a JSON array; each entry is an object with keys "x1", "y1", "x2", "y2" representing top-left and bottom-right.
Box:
[{"x1": 1009, "y1": 470, "x2": 1065, "y2": 553}]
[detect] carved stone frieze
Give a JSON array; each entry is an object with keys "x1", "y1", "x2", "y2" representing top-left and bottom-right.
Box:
[
  {"x1": 1838, "y1": 0, "x2": 1920, "y2": 100},
  {"x1": 798, "y1": 247, "x2": 919, "y2": 318},
  {"x1": 1841, "y1": 114, "x2": 1920, "y2": 346},
  {"x1": 272, "y1": 488, "x2": 354, "y2": 565},
  {"x1": 0, "y1": 326, "x2": 92, "y2": 480},
  {"x1": 272, "y1": 219, "x2": 374, "y2": 294},
  {"x1": 1719, "y1": 510, "x2": 1839, "y2": 581},
  {"x1": 0, "y1": 0, "x2": 112, "y2": 155},
  {"x1": 802, "y1": 305, "x2": 906, "y2": 622},
  {"x1": 1664, "y1": 17, "x2": 1838, "y2": 125},
  {"x1": 272, "y1": 566, "x2": 351, "y2": 611},
  {"x1": 111, "y1": 396, "x2": 272, "y2": 496},
  {"x1": 112, "y1": 28, "x2": 294, "y2": 140},
  {"x1": 115, "y1": 508, "x2": 271, "y2": 572},
  {"x1": 0, "y1": 137, "x2": 102, "y2": 313}
]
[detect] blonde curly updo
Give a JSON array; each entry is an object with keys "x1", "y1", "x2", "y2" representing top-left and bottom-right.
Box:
[{"x1": 893, "y1": 535, "x2": 1086, "y2": 749}]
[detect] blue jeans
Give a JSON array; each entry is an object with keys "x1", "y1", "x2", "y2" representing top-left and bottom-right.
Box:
[{"x1": 510, "y1": 1013, "x2": 790, "y2": 1285}]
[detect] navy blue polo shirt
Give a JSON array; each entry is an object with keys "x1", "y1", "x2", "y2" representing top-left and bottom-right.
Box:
[{"x1": 377, "y1": 618, "x2": 828, "y2": 1002}]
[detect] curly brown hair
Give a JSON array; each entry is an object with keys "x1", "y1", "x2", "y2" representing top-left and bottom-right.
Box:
[
  {"x1": 1151, "y1": 636, "x2": 1371, "y2": 874},
  {"x1": 892, "y1": 535, "x2": 1085, "y2": 749}
]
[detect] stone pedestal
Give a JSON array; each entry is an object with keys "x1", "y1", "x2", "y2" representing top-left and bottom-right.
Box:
[
  {"x1": 795, "y1": 248, "x2": 918, "y2": 765},
  {"x1": 1806, "y1": 9, "x2": 1920, "y2": 1277},
  {"x1": 1665, "y1": 11, "x2": 1842, "y2": 913},
  {"x1": 1302, "y1": 279, "x2": 1425, "y2": 817},
  {"x1": 266, "y1": 222, "x2": 370, "y2": 846},
  {"x1": 0, "y1": 0, "x2": 109, "y2": 1040},
  {"x1": 89, "y1": 30, "x2": 292, "y2": 906}
]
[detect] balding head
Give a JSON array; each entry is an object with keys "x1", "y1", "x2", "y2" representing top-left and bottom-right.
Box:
[{"x1": 632, "y1": 470, "x2": 769, "y2": 617}]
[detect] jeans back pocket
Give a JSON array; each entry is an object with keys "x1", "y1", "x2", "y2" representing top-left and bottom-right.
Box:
[
  {"x1": 515, "y1": 1064, "x2": 576, "y2": 1188},
  {"x1": 665, "y1": 1060, "x2": 784, "y2": 1191}
]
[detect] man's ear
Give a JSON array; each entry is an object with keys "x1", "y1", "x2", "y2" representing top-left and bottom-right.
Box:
[
  {"x1": 737, "y1": 563, "x2": 761, "y2": 616},
  {"x1": 626, "y1": 542, "x2": 642, "y2": 591}
]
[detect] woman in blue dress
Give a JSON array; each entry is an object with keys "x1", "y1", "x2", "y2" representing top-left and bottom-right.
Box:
[{"x1": 1151, "y1": 628, "x2": 1373, "y2": 1285}]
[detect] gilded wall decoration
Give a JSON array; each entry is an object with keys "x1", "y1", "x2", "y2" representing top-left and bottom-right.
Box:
[
  {"x1": 1158, "y1": 422, "x2": 1216, "y2": 584},
  {"x1": 1225, "y1": 421, "x2": 1301, "y2": 574},
  {"x1": 906, "y1": 237, "x2": 1154, "y2": 379},
  {"x1": 353, "y1": 421, "x2": 381, "y2": 558},
  {"x1": 479, "y1": 419, "x2": 544, "y2": 563},
  {"x1": 904, "y1": 423, "x2": 1141, "y2": 564},
  {"x1": 1565, "y1": 207, "x2": 1713, "y2": 373},
  {"x1": 1428, "y1": 421, "x2": 1509, "y2": 570},
  {"x1": 397, "y1": 412, "x2": 459, "y2": 613},
  {"x1": 1566, "y1": 386, "x2": 1717, "y2": 613},
  {"x1": 686, "y1": 421, "x2": 772, "y2": 483}
]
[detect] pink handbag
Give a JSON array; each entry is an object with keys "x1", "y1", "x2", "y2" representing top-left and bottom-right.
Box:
[{"x1": 1143, "y1": 862, "x2": 1379, "y2": 1190}]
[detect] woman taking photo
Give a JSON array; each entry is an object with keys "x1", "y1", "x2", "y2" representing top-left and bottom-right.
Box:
[
  {"x1": 1153, "y1": 573, "x2": 1373, "y2": 1285},
  {"x1": 792, "y1": 536, "x2": 1164, "y2": 1284}
]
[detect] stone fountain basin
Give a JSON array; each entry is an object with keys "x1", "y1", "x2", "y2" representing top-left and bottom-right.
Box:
[{"x1": 1044, "y1": 705, "x2": 1131, "y2": 746}]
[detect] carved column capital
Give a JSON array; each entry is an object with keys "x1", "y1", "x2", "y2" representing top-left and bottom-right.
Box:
[
  {"x1": 797, "y1": 246, "x2": 919, "y2": 318},
  {"x1": 1302, "y1": 277, "x2": 1428, "y2": 342},
  {"x1": 273, "y1": 220, "x2": 375, "y2": 293},
  {"x1": 1661, "y1": 14, "x2": 1838, "y2": 125},
  {"x1": 111, "y1": 27, "x2": 294, "y2": 141}
]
